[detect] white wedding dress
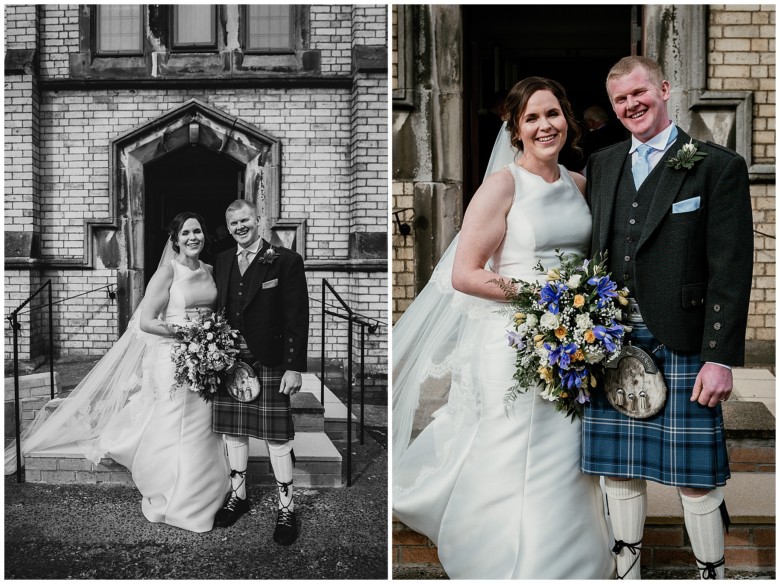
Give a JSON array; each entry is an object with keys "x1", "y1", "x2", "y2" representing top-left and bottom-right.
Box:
[
  {"x1": 393, "y1": 163, "x2": 615, "y2": 579},
  {"x1": 102, "y1": 260, "x2": 230, "y2": 532}
]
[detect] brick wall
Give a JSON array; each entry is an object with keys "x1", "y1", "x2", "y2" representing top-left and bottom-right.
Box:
[
  {"x1": 392, "y1": 181, "x2": 415, "y2": 323},
  {"x1": 709, "y1": 5, "x2": 776, "y2": 353},
  {"x1": 5, "y1": 4, "x2": 388, "y2": 372}
]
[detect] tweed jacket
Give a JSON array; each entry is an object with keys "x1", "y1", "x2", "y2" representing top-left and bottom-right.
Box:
[
  {"x1": 587, "y1": 127, "x2": 753, "y2": 365},
  {"x1": 215, "y1": 239, "x2": 309, "y2": 372}
]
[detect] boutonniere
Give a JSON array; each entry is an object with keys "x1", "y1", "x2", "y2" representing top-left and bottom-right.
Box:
[
  {"x1": 258, "y1": 247, "x2": 280, "y2": 264},
  {"x1": 666, "y1": 139, "x2": 708, "y2": 170}
]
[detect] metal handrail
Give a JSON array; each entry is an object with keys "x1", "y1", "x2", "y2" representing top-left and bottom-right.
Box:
[
  {"x1": 7, "y1": 282, "x2": 116, "y2": 483},
  {"x1": 8, "y1": 280, "x2": 54, "y2": 483},
  {"x1": 320, "y1": 278, "x2": 378, "y2": 487}
]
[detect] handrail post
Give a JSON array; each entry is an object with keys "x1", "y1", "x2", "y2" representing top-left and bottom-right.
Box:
[
  {"x1": 48, "y1": 282, "x2": 54, "y2": 400},
  {"x1": 12, "y1": 313, "x2": 23, "y2": 483},
  {"x1": 320, "y1": 282, "x2": 325, "y2": 406},
  {"x1": 360, "y1": 322, "x2": 365, "y2": 445},
  {"x1": 346, "y1": 314, "x2": 353, "y2": 487}
]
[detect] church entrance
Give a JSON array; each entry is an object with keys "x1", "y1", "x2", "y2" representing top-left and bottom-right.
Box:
[
  {"x1": 462, "y1": 5, "x2": 641, "y2": 203},
  {"x1": 144, "y1": 147, "x2": 244, "y2": 283}
]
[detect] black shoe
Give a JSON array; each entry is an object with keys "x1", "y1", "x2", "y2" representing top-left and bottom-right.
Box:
[
  {"x1": 273, "y1": 507, "x2": 298, "y2": 545},
  {"x1": 214, "y1": 492, "x2": 250, "y2": 528}
]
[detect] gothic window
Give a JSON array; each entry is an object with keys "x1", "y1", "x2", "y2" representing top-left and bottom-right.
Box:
[{"x1": 95, "y1": 5, "x2": 143, "y2": 55}]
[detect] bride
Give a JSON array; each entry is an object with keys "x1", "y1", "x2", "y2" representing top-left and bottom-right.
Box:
[
  {"x1": 393, "y1": 77, "x2": 615, "y2": 579},
  {"x1": 9, "y1": 212, "x2": 230, "y2": 533}
]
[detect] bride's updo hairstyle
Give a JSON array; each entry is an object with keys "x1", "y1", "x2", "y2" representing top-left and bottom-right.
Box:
[
  {"x1": 504, "y1": 77, "x2": 582, "y2": 156},
  {"x1": 168, "y1": 211, "x2": 208, "y2": 254}
]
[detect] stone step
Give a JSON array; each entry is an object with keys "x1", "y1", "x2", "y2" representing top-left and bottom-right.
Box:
[
  {"x1": 23, "y1": 431, "x2": 342, "y2": 488},
  {"x1": 300, "y1": 373, "x2": 358, "y2": 441}
]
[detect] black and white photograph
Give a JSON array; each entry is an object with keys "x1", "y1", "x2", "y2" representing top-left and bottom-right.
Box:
[
  {"x1": 391, "y1": 4, "x2": 775, "y2": 580},
  {"x1": 5, "y1": 4, "x2": 388, "y2": 579}
]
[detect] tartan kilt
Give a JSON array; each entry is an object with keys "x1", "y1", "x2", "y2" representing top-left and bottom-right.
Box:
[
  {"x1": 212, "y1": 362, "x2": 294, "y2": 441},
  {"x1": 581, "y1": 321, "x2": 730, "y2": 488}
]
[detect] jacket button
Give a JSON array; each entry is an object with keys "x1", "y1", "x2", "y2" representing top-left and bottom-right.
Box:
[
  {"x1": 289, "y1": 338, "x2": 293, "y2": 342},
  {"x1": 713, "y1": 304, "x2": 721, "y2": 312},
  {"x1": 289, "y1": 348, "x2": 294, "y2": 353},
  {"x1": 709, "y1": 340, "x2": 717, "y2": 348},
  {"x1": 691, "y1": 299, "x2": 697, "y2": 306},
  {"x1": 714, "y1": 322, "x2": 721, "y2": 330}
]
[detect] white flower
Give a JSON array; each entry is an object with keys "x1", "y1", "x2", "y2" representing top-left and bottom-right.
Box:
[
  {"x1": 188, "y1": 342, "x2": 200, "y2": 353},
  {"x1": 525, "y1": 314, "x2": 538, "y2": 328},
  {"x1": 208, "y1": 343, "x2": 217, "y2": 353},
  {"x1": 535, "y1": 346, "x2": 550, "y2": 362},
  {"x1": 566, "y1": 274, "x2": 582, "y2": 289},
  {"x1": 203, "y1": 321, "x2": 212, "y2": 330},
  {"x1": 206, "y1": 332, "x2": 214, "y2": 341},
  {"x1": 585, "y1": 350, "x2": 605, "y2": 364},
  {"x1": 575, "y1": 314, "x2": 594, "y2": 331},
  {"x1": 682, "y1": 142, "x2": 696, "y2": 154},
  {"x1": 540, "y1": 311, "x2": 559, "y2": 331},
  {"x1": 539, "y1": 385, "x2": 557, "y2": 402}
]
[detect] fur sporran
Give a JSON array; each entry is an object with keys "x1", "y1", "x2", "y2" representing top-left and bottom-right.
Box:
[{"x1": 603, "y1": 344, "x2": 667, "y2": 418}]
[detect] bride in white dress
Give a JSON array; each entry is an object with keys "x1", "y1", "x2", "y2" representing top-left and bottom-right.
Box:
[
  {"x1": 393, "y1": 78, "x2": 615, "y2": 579},
  {"x1": 9, "y1": 212, "x2": 229, "y2": 533}
]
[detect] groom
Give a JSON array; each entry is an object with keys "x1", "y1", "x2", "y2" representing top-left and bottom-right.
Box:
[
  {"x1": 211, "y1": 199, "x2": 309, "y2": 545},
  {"x1": 582, "y1": 56, "x2": 753, "y2": 578}
]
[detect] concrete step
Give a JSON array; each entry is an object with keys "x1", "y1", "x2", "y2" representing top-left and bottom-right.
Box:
[
  {"x1": 732, "y1": 368, "x2": 776, "y2": 417},
  {"x1": 24, "y1": 431, "x2": 342, "y2": 488},
  {"x1": 300, "y1": 373, "x2": 358, "y2": 441}
]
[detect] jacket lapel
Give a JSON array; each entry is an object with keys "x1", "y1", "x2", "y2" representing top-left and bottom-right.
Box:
[
  {"x1": 597, "y1": 140, "x2": 631, "y2": 252},
  {"x1": 636, "y1": 127, "x2": 689, "y2": 250}
]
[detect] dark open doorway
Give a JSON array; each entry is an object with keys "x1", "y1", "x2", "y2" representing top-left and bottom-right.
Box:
[
  {"x1": 144, "y1": 146, "x2": 244, "y2": 284},
  {"x1": 463, "y1": 5, "x2": 641, "y2": 205}
]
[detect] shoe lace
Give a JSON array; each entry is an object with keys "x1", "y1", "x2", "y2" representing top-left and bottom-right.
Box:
[
  {"x1": 277, "y1": 507, "x2": 295, "y2": 527},
  {"x1": 612, "y1": 539, "x2": 642, "y2": 580},
  {"x1": 695, "y1": 556, "x2": 725, "y2": 580},
  {"x1": 225, "y1": 468, "x2": 247, "y2": 510}
]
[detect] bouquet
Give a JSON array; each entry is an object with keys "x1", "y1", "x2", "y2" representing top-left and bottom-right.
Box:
[
  {"x1": 165, "y1": 309, "x2": 240, "y2": 402},
  {"x1": 495, "y1": 252, "x2": 629, "y2": 419}
]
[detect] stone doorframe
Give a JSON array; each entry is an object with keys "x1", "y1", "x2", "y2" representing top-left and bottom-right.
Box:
[{"x1": 109, "y1": 98, "x2": 285, "y2": 330}]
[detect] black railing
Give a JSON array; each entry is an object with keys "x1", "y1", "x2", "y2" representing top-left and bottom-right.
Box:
[
  {"x1": 320, "y1": 278, "x2": 379, "y2": 487},
  {"x1": 7, "y1": 283, "x2": 116, "y2": 483}
]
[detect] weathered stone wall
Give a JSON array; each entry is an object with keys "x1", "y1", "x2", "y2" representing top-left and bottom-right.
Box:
[
  {"x1": 708, "y1": 5, "x2": 775, "y2": 360},
  {"x1": 4, "y1": 4, "x2": 388, "y2": 373}
]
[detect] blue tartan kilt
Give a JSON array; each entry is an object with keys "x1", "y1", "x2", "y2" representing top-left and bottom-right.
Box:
[
  {"x1": 212, "y1": 362, "x2": 294, "y2": 441},
  {"x1": 581, "y1": 321, "x2": 730, "y2": 488}
]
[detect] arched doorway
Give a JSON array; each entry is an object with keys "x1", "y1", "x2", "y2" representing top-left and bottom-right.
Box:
[
  {"x1": 109, "y1": 99, "x2": 281, "y2": 331},
  {"x1": 144, "y1": 146, "x2": 244, "y2": 282}
]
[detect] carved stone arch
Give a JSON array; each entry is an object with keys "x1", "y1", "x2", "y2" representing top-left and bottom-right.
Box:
[{"x1": 109, "y1": 98, "x2": 281, "y2": 330}]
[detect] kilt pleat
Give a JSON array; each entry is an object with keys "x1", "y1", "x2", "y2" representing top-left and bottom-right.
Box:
[
  {"x1": 212, "y1": 363, "x2": 294, "y2": 441},
  {"x1": 581, "y1": 321, "x2": 730, "y2": 488}
]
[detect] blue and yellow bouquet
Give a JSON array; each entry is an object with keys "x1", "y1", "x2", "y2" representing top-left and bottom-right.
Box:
[{"x1": 497, "y1": 252, "x2": 629, "y2": 419}]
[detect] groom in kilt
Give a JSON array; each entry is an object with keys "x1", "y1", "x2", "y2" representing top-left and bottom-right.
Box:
[
  {"x1": 583, "y1": 57, "x2": 753, "y2": 579},
  {"x1": 211, "y1": 199, "x2": 309, "y2": 545}
]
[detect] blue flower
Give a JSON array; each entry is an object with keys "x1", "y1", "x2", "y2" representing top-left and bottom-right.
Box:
[
  {"x1": 587, "y1": 275, "x2": 618, "y2": 308},
  {"x1": 575, "y1": 389, "x2": 590, "y2": 404},
  {"x1": 506, "y1": 331, "x2": 525, "y2": 349},
  {"x1": 592, "y1": 320, "x2": 624, "y2": 353},
  {"x1": 561, "y1": 367, "x2": 587, "y2": 390},
  {"x1": 546, "y1": 342, "x2": 578, "y2": 370},
  {"x1": 540, "y1": 281, "x2": 568, "y2": 315}
]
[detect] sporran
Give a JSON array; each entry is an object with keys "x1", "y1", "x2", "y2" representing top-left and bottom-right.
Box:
[{"x1": 603, "y1": 344, "x2": 667, "y2": 419}]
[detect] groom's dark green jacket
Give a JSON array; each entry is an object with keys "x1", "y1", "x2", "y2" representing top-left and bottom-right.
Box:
[{"x1": 587, "y1": 127, "x2": 753, "y2": 366}]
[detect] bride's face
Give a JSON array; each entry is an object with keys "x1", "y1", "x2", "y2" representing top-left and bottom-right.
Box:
[
  {"x1": 514, "y1": 90, "x2": 568, "y2": 162},
  {"x1": 177, "y1": 218, "x2": 205, "y2": 258}
]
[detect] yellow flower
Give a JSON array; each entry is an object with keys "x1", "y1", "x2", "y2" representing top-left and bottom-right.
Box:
[
  {"x1": 514, "y1": 312, "x2": 526, "y2": 324},
  {"x1": 590, "y1": 373, "x2": 598, "y2": 388},
  {"x1": 618, "y1": 295, "x2": 629, "y2": 306},
  {"x1": 560, "y1": 391, "x2": 569, "y2": 399},
  {"x1": 584, "y1": 330, "x2": 596, "y2": 344},
  {"x1": 573, "y1": 294, "x2": 585, "y2": 308},
  {"x1": 537, "y1": 366, "x2": 554, "y2": 384},
  {"x1": 554, "y1": 326, "x2": 568, "y2": 340},
  {"x1": 546, "y1": 268, "x2": 561, "y2": 281},
  {"x1": 573, "y1": 349, "x2": 585, "y2": 362},
  {"x1": 534, "y1": 334, "x2": 545, "y2": 347}
]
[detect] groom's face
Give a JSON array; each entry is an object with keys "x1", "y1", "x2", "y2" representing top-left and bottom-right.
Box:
[
  {"x1": 607, "y1": 65, "x2": 670, "y2": 143},
  {"x1": 226, "y1": 206, "x2": 261, "y2": 249}
]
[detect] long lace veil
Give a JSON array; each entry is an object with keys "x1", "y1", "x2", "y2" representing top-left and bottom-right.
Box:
[
  {"x1": 5, "y1": 241, "x2": 178, "y2": 473},
  {"x1": 392, "y1": 123, "x2": 517, "y2": 466}
]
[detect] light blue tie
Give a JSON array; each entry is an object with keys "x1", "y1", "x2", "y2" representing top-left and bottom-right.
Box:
[{"x1": 632, "y1": 143, "x2": 653, "y2": 190}]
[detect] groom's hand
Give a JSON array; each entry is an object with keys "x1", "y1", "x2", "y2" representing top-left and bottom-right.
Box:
[
  {"x1": 690, "y1": 363, "x2": 733, "y2": 407},
  {"x1": 280, "y1": 370, "x2": 302, "y2": 395}
]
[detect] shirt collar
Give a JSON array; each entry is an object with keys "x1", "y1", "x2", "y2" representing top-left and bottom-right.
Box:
[
  {"x1": 630, "y1": 121, "x2": 676, "y2": 154},
  {"x1": 236, "y1": 238, "x2": 263, "y2": 256}
]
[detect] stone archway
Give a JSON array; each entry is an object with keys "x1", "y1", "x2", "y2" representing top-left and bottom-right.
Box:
[{"x1": 109, "y1": 99, "x2": 281, "y2": 331}]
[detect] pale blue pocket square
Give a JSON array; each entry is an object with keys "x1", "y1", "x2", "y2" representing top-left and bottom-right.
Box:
[{"x1": 672, "y1": 196, "x2": 701, "y2": 214}]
